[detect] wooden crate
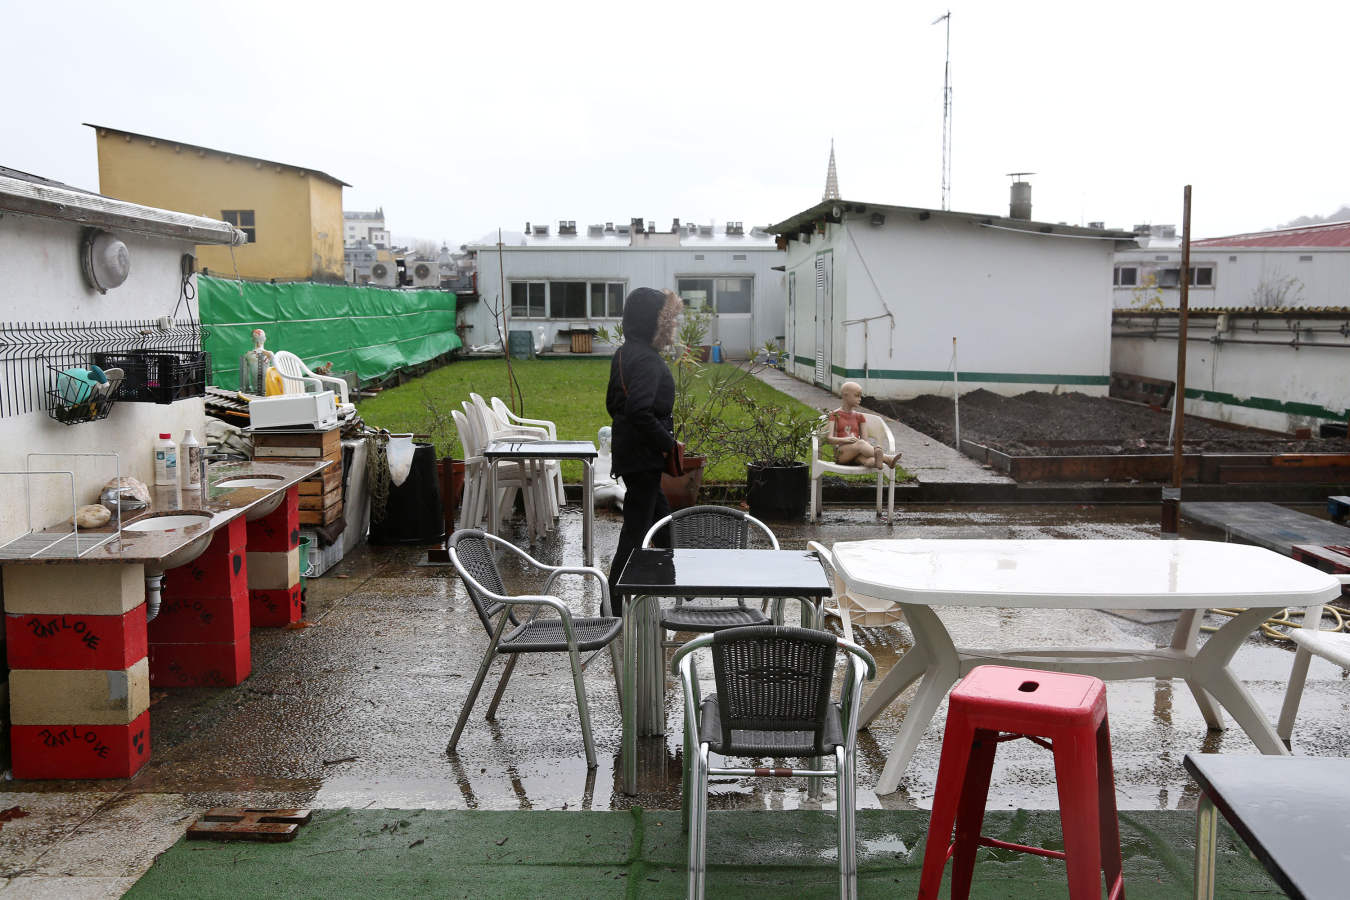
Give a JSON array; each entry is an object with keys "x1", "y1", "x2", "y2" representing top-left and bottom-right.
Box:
[
  {"x1": 298, "y1": 502, "x2": 343, "y2": 527},
  {"x1": 252, "y1": 427, "x2": 340, "y2": 458},
  {"x1": 298, "y1": 486, "x2": 342, "y2": 512},
  {"x1": 298, "y1": 465, "x2": 342, "y2": 495}
]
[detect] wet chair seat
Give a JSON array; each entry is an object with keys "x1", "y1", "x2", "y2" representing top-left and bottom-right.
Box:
[{"x1": 918, "y1": 665, "x2": 1125, "y2": 900}]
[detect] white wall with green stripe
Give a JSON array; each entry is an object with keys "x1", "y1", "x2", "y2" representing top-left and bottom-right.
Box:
[
  {"x1": 782, "y1": 211, "x2": 1118, "y2": 399},
  {"x1": 1112, "y1": 313, "x2": 1350, "y2": 431}
]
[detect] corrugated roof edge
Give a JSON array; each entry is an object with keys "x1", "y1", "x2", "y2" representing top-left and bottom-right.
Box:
[
  {"x1": 770, "y1": 199, "x2": 1138, "y2": 242},
  {"x1": 0, "y1": 173, "x2": 245, "y2": 246},
  {"x1": 84, "y1": 123, "x2": 351, "y2": 188},
  {"x1": 1114, "y1": 306, "x2": 1350, "y2": 317}
]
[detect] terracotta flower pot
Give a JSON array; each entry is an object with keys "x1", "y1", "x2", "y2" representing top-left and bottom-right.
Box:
[{"x1": 661, "y1": 454, "x2": 706, "y2": 510}]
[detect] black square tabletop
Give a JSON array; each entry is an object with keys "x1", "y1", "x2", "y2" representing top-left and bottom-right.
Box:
[
  {"x1": 1183, "y1": 752, "x2": 1350, "y2": 900},
  {"x1": 616, "y1": 548, "x2": 831, "y2": 598},
  {"x1": 482, "y1": 440, "x2": 597, "y2": 460}
]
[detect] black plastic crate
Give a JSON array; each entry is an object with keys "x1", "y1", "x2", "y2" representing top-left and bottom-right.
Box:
[{"x1": 91, "y1": 350, "x2": 208, "y2": 404}]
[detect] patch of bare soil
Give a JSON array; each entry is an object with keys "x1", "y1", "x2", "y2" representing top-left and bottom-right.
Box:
[{"x1": 867, "y1": 389, "x2": 1349, "y2": 456}]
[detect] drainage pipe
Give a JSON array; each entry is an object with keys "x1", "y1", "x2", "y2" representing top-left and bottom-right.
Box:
[{"x1": 144, "y1": 574, "x2": 163, "y2": 623}]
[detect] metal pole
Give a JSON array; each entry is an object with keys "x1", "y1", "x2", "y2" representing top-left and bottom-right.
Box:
[
  {"x1": 1162, "y1": 186, "x2": 1192, "y2": 535},
  {"x1": 952, "y1": 337, "x2": 961, "y2": 450}
]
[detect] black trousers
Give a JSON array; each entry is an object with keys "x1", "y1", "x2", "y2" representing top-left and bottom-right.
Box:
[{"x1": 608, "y1": 468, "x2": 671, "y2": 599}]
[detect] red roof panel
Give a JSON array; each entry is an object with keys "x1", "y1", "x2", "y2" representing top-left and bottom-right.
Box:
[{"x1": 1194, "y1": 221, "x2": 1350, "y2": 249}]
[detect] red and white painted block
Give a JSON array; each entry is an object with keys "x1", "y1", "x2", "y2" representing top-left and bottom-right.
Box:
[
  {"x1": 5, "y1": 606, "x2": 147, "y2": 670},
  {"x1": 11, "y1": 710, "x2": 151, "y2": 780},
  {"x1": 246, "y1": 486, "x2": 300, "y2": 552}
]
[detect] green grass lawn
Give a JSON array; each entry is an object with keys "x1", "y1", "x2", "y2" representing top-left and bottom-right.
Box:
[{"x1": 357, "y1": 357, "x2": 909, "y2": 483}]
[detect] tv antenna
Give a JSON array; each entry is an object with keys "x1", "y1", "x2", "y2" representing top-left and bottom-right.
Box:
[{"x1": 933, "y1": 10, "x2": 952, "y2": 210}]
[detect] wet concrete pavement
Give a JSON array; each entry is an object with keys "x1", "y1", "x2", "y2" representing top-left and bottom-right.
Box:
[{"x1": 4, "y1": 502, "x2": 1350, "y2": 897}]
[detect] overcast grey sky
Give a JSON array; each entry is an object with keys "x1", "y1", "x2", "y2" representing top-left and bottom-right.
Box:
[{"x1": 5, "y1": 1, "x2": 1347, "y2": 248}]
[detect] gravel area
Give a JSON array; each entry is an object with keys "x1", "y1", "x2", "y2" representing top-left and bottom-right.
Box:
[{"x1": 867, "y1": 389, "x2": 1349, "y2": 457}]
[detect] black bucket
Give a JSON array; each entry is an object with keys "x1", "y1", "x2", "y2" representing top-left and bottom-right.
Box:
[
  {"x1": 369, "y1": 441, "x2": 445, "y2": 544},
  {"x1": 745, "y1": 462, "x2": 809, "y2": 521}
]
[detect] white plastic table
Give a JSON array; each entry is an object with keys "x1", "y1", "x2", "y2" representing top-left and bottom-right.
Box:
[{"x1": 830, "y1": 538, "x2": 1343, "y2": 795}]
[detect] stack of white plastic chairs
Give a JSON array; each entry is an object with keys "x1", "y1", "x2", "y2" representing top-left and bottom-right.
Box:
[{"x1": 453, "y1": 393, "x2": 560, "y2": 543}]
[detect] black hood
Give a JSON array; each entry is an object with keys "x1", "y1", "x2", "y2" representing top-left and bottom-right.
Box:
[{"x1": 621, "y1": 287, "x2": 666, "y2": 346}]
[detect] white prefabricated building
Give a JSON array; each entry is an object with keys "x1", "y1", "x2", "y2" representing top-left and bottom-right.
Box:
[
  {"x1": 770, "y1": 199, "x2": 1138, "y2": 400},
  {"x1": 468, "y1": 220, "x2": 785, "y2": 357}
]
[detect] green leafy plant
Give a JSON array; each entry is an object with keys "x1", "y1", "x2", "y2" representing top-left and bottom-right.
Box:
[{"x1": 706, "y1": 387, "x2": 820, "y2": 468}]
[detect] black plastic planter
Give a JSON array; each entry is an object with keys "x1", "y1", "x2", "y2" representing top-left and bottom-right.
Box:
[{"x1": 745, "y1": 462, "x2": 809, "y2": 521}]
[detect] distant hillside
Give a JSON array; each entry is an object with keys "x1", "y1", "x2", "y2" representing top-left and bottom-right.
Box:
[{"x1": 1281, "y1": 205, "x2": 1350, "y2": 228}]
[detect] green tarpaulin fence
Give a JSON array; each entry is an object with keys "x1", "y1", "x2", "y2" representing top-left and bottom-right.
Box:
[{"x1": 198, "y1": 276, "x2": 461, "y2": 390}]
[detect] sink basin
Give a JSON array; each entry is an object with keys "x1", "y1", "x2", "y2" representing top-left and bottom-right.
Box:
[
  {"x1": 214, "y1": 473, "x2": 287, "y2": 520},
  {"x1": 215, "y1": 477, "x2": 284, "y2": 489},
  {"x1": 123, "y1": 511, "x2": 215, "y2": 571}
]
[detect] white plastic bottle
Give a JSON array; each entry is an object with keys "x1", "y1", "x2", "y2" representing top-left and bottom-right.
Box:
[
  {"x1": 180, "y1": 429, "x2": 202, "y2": 488},
  {"x1": 154, "y1": 433, "x2": 178, "y2": 486}
]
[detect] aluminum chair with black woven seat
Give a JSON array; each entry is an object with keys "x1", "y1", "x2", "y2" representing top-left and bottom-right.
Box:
[
  {"x1": 672, "y1": 625, "x2": 875, "y2": 900},
  {"x1": 640, "y1": 504, "x2": 781, "y2": 637},
  {"x1": 446, "y1": 528, "x2": 622, "y2": 768}
]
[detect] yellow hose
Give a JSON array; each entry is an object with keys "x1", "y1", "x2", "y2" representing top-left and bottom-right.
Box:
[{"x1": 1200, "y1": 605, "x2": 1349, "y2": 641}]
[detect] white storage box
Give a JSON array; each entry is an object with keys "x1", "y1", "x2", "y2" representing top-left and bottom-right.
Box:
[{"x1": 249, "y1": 392, "x2": 338, "y2": 430}]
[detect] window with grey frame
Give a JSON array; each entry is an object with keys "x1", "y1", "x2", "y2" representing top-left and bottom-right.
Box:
[
  {"x1": 509, "y1": 281, "x2": 546, "y2": 317},
  {"x1": 677, "y1": 276, "x2": 753, "y2": 313},
  {"x1": 590, "y1": 281, "x2": 625, "y2": 318}
]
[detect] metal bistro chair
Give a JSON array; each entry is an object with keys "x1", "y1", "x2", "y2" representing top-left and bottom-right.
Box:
[
  {"x1": 446, "y1": 529, "x2": 622, "y2": 768},
  {"x1": 641, "y1": 505, "x2": 781, "y2": 637},
  {"x1": 673, "y1": 625, "x2": 876, "y2": 900}
]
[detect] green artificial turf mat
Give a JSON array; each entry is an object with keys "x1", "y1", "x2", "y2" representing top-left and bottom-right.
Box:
[{"x1": 126, "y1": 808, "x2": 1284, "y2": 898}]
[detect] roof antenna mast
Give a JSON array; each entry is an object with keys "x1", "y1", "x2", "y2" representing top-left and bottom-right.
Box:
[{"x1": 933, "y1": 10, "x2": 952, "y2": 211}]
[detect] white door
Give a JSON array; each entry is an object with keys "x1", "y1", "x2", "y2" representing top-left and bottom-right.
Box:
[{"x1": 814, "y1": 252, "x2": 833, "y2": 387}]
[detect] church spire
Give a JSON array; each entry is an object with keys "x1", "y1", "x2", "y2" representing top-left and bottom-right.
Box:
[{"x1": 822, "y1": 140, "x2": 840, "y2": 201}]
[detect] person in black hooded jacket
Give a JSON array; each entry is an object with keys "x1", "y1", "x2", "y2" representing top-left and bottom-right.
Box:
[{"x1": 606, "y1": 287, "x2": 682, "y2": 590}]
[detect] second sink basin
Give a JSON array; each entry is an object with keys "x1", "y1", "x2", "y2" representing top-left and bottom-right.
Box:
[
  {"x1": 123, "y1": 511, "x2": 215, "y2": 571},
  {"x1": 214, "y1": 473, "x2": 287, "y2": 520}
]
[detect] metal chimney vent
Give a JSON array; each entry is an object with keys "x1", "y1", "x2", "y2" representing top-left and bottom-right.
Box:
[{"x1": 1007, "y1": 172, "x2": 1034, "y2": 220}]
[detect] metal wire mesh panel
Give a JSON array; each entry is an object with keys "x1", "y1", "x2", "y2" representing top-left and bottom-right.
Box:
[{"x1": 0, "y1": 319, "x2": 206, "y2": 418}]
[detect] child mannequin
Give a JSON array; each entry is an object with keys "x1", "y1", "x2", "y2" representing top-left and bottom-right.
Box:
[{"x1": 823, "y1": 381, "x2": 899, "y2": 469}]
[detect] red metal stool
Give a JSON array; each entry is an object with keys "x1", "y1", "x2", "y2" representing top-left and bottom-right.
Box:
[{"x1": 918, "y1": 665, "x2": 1125, "y2": 900}]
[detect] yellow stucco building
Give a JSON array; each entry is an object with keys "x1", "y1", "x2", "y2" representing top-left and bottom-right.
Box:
[{"x1": 87, "y1": 124, "x2": 348, "y2": 282}]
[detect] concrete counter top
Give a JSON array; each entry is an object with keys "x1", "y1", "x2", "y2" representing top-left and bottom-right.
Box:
[{"x1": 0, "y1": 460, "x2": 330, "y2": 566}]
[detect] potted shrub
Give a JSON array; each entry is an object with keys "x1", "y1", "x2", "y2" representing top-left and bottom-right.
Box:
[{"x1": 714, "y1": 385, "x2": 820, "y2": 521}]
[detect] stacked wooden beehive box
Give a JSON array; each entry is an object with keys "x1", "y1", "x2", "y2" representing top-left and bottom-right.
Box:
[{"x1": 251, "y1": 427, "x2": 343, "y2": 528}]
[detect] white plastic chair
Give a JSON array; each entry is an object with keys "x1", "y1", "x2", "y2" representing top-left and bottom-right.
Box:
[
  {"x1": 450, "y1": 408, "x2": 486, "y2": 530},
  {"x1": 490, "y1": 396, "x2": 566, "y2": 507},
  {"x1": 470, "y1": 393, "x2": 559, "y2": 524},
  {"x1": 1276, "y1": 573, "x2": 1350, "y2": 742},
  {"x1": 462, "y1": 400, "x2": 550, "y2": 541},
  {"x1": 807, "y1": 541, "x2": 905, "y2": 644},
  {"x1": 272, "y1": 350, "x2": 352, "y2": 405},
  {"x1": 808, "y1": 412, "x2": 897, "y2": 521}
]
